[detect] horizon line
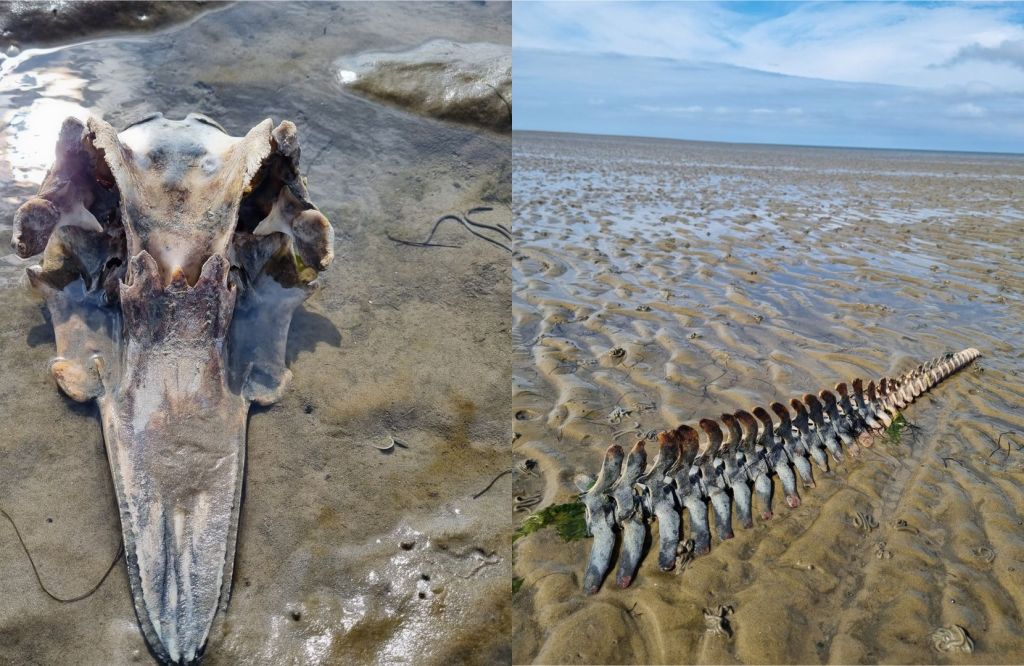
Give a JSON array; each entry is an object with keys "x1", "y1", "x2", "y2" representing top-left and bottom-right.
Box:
[{"x1": 512, "y1": 127, "x2": 1024, "y2": 158}]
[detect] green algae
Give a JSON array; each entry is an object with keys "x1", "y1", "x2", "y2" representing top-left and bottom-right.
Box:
[{"x1": 514, "y1": 501, "x2": 588, "y2": 543}]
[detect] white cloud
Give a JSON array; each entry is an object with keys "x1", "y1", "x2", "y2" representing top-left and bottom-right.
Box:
[
  {"x1": 636, "y1": 104, "x2": 703, "y2": 115},
  {"x1": 512, "y1": 2, "x2": 734, "y2": 60},
  {"x1": 514, "y1": 48, "x2": 1024, "y2": 152},
  {"x1": 946, "y1": 102, "x2": 987, "y2": 118},
  {"x1": 513, "y1": 2, "x2": 1024, "y2": 92},
  {"x1": 945, "y1": 38, "x2": 1024, "y2": 70}
]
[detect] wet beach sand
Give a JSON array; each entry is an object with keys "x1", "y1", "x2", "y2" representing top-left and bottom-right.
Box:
[
  {"x1": 0, "y1": 3, "x2": 510, "y2": 664},
  {"x1": 512, "y1": 131, "x2": 1024, "y2": 664}
]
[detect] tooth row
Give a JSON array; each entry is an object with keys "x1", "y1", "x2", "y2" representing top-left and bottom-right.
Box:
[{"x1": 577, "y1": 348, "x2": 980, "y2": 594}]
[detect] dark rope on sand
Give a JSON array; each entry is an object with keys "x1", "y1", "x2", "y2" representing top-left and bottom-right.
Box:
[
  {"x1": 385, "y1": 232, "x2": 461, "y2": 249},
  {"x1": 982, "y1": 430, "x2": 1021, "y2": 465},
  {"x1": 390, "y1": 208, "x2": 512, "y2": 253},
  {"x1": 472, "y1": 468, "x2": 513, "y2": 499},
  {"x1": 464, "y1": 207, "x2": 512, "y2": 240},
  {"x1": 0, "y1": 506, "x2": 123, "y2": 603},
  {"x1": 422, "y1": 214, "x2": 473, "y2": 246}
]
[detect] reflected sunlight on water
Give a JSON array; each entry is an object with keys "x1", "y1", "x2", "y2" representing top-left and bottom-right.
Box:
[{"x1": 1, "y1": 52, "x2": 91, "y2": 185}]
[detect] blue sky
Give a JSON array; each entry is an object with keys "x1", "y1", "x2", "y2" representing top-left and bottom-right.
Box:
[{"x1": 513, "y1": 2, "x2": 1024, "y2": 152}]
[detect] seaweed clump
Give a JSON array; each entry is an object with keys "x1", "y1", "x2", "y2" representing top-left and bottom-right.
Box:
[
  {"x1": 886, "y1": 412, "x2": 908, "y2": 444},
  {"x1": 514, "y1": 501, "x2": 588, "y2": 543}
]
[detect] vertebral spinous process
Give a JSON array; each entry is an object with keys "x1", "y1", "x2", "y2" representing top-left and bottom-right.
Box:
[{"x1": 577, "y1": 349, "x2": 980, "y2": 594}]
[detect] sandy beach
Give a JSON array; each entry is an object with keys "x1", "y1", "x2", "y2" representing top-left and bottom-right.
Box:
[
  {"x1": 0, "y1": 3, "x2": 510, "y2": 664},
  {"x1": 512, "y1": 131, "x2": 1024, "y2": 664}
]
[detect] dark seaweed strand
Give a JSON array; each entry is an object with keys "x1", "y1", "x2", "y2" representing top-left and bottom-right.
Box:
[
  {"x1": 472, "y1": 468, "x2": 513, "y2": 499},
  {"x1": 0, "y1": 506, "x2": 124, "y2": 603},
  {"x1": 385, "y1": 232, "x2": 461, "y2": 249},
  {"x1": 576, "y1": 348, "x2": 981, "y2": 592},
  {"x1": 456, "y1": 218, "x2": 513, "y2": 253},
  {"x1": 465, "y1": 207, "x2": 513, "y2": 240},
  {"x1": 389, "y1": 210, "x2": 512, "y2": 252},
  {"x1": 387, "y1": 213, "x2": 466, "y2": 248},
  {"x1": 421, "y1": 214, "x2": 472, "y2": 246}
]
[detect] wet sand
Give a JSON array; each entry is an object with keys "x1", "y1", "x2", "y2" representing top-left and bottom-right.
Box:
[
  {"x1": 512, "y1": 131, "x2": 1024, "y2": 664},
  {"x1": 0, "y1": 3, "x2": 510, "y2": 664}
]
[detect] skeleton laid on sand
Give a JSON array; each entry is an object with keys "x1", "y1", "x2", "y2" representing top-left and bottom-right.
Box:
[
  {"x1": 12, "y1": 113, "x2": 334, "y2": 664},
  {"x1": 576, "y1": 348, "x2": 980, "y2": 594}
]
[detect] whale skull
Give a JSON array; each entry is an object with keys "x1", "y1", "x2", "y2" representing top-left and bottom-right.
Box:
[{"x1": 12, "y1": 113, "x2": 334, "y2": 664}]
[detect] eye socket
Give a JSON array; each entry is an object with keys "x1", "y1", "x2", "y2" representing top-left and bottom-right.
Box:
[{"x1": 237, "y1": 152, "x2": 292, "y2": 233}]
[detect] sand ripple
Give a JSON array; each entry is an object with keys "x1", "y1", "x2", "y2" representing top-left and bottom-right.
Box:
[{"x1": 512, "y1": 132, "x2": 1024, "y2": 664}]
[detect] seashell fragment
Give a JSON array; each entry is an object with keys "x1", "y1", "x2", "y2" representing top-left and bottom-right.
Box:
[{"x1": 931, "y1": 624, "x2": 974, "y2": 654}]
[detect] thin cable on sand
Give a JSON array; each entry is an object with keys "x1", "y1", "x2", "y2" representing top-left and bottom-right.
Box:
[{"x1": 0, "y1": 507, "x2": 123, "y2": 603}]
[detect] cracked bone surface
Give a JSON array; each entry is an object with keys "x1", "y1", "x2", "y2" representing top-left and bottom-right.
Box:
[
  {"x1": 578, "y1": 348, "x2": 980, "y2": 594},
  {"x1": 13, "y1": 113, "x2": 334, "y2": 664}
]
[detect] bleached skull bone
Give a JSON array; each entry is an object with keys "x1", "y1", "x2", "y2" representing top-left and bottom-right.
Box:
[{"x1": 13, "y1": 113, "x2": 334, "y2": 665}]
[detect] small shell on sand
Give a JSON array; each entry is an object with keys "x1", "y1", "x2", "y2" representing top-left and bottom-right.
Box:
[
  {"x1": 853, "y1": 511, "x2": 878, "y2": 531},
  {"x1": 971, "y1": 546, "x2": 996, "y2": 563},
  {"x1": 930, "y1": 625, "x2": 974, "y2": 654},
  {"x1": 703, "y1": 605, "x2": 734, "y2": 638}
]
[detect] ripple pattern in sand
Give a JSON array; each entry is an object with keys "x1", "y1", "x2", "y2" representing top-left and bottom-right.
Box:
[{"x1": 511, "y1": 132, "x2": 1024, "y2": 665}]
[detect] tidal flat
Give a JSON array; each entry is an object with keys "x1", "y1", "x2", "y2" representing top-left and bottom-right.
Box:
[
  {"x1": 0, "y1": 3, "x2": 510, "y2": 664},
  {"x1": 512, "y1": 131, "x2": 1024, "y2": 664}
]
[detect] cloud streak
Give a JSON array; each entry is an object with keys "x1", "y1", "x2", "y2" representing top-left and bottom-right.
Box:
[
  {"x1": 513, "y1": 2, "x2": 1024, "y2": 152},
  {"x1": 514, "y1": 48, "x2": 1024, "y2": 153},
  {"x1": 513, "y1": 1, "x2": 1024, "y2": 90},
  {"x1": 944, "y1": 38, "x2": 1024, "y2": 71}
]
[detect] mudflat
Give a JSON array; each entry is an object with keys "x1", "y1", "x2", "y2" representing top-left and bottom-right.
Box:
[{"x1": 512, "y1": 131, "x2": 1024, "y2": 664}]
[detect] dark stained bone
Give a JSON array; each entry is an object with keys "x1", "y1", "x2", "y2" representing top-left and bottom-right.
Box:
[
  {"x1": 699, "y1": 419, "x2": 733, "y2": 542},
  {"x1": 790, "y1": 398, "x2": 830, "y2": 473},
  {"x1": 611, "y1": 441, "x2": 647, "y2": 588},
  {"x1": 865, "y1": 381, "x2": 892, "y2": 428},
  {"x1": 670, "y1": 425, "x2": 710, "y2": 557},
  {"x1": 804, "y1": 394, "x2": 844, "y2": 463},
  {"x1": 877, "y1": 378, "x2": 894, "y2": 416},
  {"x1": 753, "y1": 405, "x2": 800, "y2": 511},
  {"x1": 577, "y1": 349, "x2": 980, "y2": 592},
  {"x1": 772, "y1": 401, "x2": 816, "y2": 488},
  {"x1": 720, "y1": 414, "x2": 754, "y2": 529},
  {"x1": 819, "y1": 389, "x2": 860, "y2": 456},
  {"x1": 852, "y1": 378, "x2": 883, "y2": 430},
  {"x1": 735, "y1": 409, "x2": 774, "y2": 521},
  {"x1": 641, "y1": 434, "x2": 681, "y2": 571},
  {"x1": 836, "y1": 382, "x2": 871, "y2": 440},
  {"x1": 581, "y1": 445, "x2": 623, "y2": 594},
  {"x1": 14, "y1": 114, "x2": 334, "y2": 664}
]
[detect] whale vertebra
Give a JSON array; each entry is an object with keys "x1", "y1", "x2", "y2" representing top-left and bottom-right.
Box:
[{"x1": 574, "y1": 348, "x2": 980, "y2": 594}]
